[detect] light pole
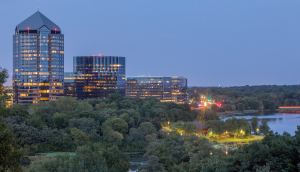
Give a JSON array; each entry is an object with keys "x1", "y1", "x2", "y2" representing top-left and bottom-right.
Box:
[{"x1": 226, "y1": 131, "x2": 227, "y2": 142}]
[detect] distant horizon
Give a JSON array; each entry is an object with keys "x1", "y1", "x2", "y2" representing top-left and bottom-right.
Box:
[{"x1": 1, "y1": 0, "x2": 300, "y2": 86}]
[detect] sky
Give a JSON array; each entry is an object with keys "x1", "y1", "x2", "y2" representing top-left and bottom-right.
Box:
[{"x1": 1, "y1": 0, "x2": 300, "y2": 87}]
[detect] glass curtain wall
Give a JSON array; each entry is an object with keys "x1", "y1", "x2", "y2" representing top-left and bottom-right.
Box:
[{"x1": 72, "y1": 56, "x2": 125, "y2": 99}]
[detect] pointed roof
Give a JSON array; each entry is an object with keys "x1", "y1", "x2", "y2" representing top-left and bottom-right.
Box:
[
  {"x1": 16, "y1": 11, "x2": 61, "y2": 32},
  {"x1": 193, "y1": 121, "x2": 207, "y2": 129}
]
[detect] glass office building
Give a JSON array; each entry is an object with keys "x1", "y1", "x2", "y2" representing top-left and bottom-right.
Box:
[
  {"x1": 126, "y1": 76, "x2": 187, "y2": 103},
  {"x1": 13, "y1": 11, "x2": 64, "y2": 104},
  {"x1": 172, "y1": 76, "x2": 188, "y2": 104},
  {"x1": 64, "y1": 72, "x2": 76, "y2": 97},
  {"x1": 126, "y1": 76, "x2": 173, "y2": 102},
  {"x1": 66, "y1": 56, "x2": 125, "y2": 99}
]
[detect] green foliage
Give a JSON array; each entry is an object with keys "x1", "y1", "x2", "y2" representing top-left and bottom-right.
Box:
[
  {"x1": 102, "y1": 117, "x2": 128, "y2": 135},
  {"x1": 69, "y1": 117, "x2": 100, "y2": 134},
  {"x1": 144, "y1": 126, "x2": 300, "y2": 172},
  {"x1": 0, "y1": 67, "x2": 8, "y2": 116},
  {"x1": 70, "y1": 128, "x2": 87, "y2": 146},
  {"x1": 138, "y1": 122, "x2": 157, "y2": 137},
  {"x1": 102, "y1": 127, "x2": 124, "y2": 144},
  {"x1": 53, "y1": 112, "x2": 69, "y2": 129},
  {"x1": 26, "y1": 146, "x2": 111, "y2": 172},
  {"x1": 76, "y1": 100, "x2": 93, "y2": 112},
  {"x1": 251, "y1": 117, "x2": 260, "y2": 134},
  {"x1": 259, "y1": 119, "x2": 270, "y2": 135},
  {"x1": 101, "y1": 145, "x2": 130, "y2": 172},
  {"x1": 0, "y1": 122, "x2": 24, "y2": 172},
  {"x1": 206, "y1": 120, "x2": 226, "y2": 136},
  {"x1": 146, "y1": 134, "x2": 215, "y2": 172},
  {"x1": 198, "y1": 108, "x2": 218, "y2": 122},
  {"x1": 225, "y1": 117, "x2": 250, "y2": 138},
  {"x1": 237, "y1": 103, "x2": 245, "y2": 111},
  {"x1": 55, "y1": 96, "x2": 77, "y2": 112}
]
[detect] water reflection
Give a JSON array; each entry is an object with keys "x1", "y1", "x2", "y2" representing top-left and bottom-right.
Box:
[{"x1": 224, "y1": 113, "x2": 300, "y2": 136}]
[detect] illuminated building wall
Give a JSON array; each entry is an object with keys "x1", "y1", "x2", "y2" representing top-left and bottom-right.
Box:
[
  {"x1": 3, "y1": 86, "x2": 13, "y2": 107},
  {"x1": 70, "y1": 56, "x2": 125, "y2": 99},
  {"x1": 13, "y1": 11, "x2": 64, "y2": 104},
  {"x1": 126, "y1": 76, "x2": 173, "y2": 102},
  {"x1": 64, "y1": 72, "x2": 76, "y2": 97},
  {"x1": 172, "y1": 76, "x2": 187, "y2": 104},
  {"x1": 126, "y1": 76, "x2": 187, "y2": 103}
]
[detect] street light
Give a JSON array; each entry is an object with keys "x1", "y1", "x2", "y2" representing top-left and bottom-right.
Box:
[{"x1": 168, "y1": 121, "x2": 170, "y2": 128}]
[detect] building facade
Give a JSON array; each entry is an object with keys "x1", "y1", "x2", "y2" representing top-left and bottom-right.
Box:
[
  {"x1": 126, "y1": 75, "x2": 187, "y2": 103},
  {"x1": 64, "y1": 72, "x2": 76, "y2": 97},
  {"x1": 13, "y1": 11, "x2": 64, "y2": 104},
  {"x1": 64, "y1": 56, "x2": 125, "y2": 99},
  {"x1": 126, "y1": 76, "x2": 173, "y2": 102},
  {"x1": 172, "y1": 76, "x2": 187, "y2": 104}
]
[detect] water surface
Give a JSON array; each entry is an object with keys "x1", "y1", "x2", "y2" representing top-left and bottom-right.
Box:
[{"x1": 224, "y1": 113, "x2": 300, "y2": 136}]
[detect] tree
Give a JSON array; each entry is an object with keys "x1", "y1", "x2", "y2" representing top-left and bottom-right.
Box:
[
  {"x1": 138, "y1": 122, "x2": 157, "y2": 137},
  {"x1": 237, "y1": 103, "x2": 245, "y2": 111},
  {"x1": 251, "y1": 117, "x2": 260, "y2": 134},
  {"x1": 101, "y1": 145, "x2": 130, "y2": 172},
  {"x1": 102, "y1": 118, "x2": 128, "y2": 135},
  {"x1": 0, "y1": 67, "x2": 8, "y2": 116},
  {"x1": 183, "y1": 122, "x2": 197, "y2": 134},
  {"x1": 7, "y1": 104, "x2": 30, "y2": 123},
  {"x1": 69, "y1": 117, "x2": 99, "y2": 134},
  {"x1": 284, "y1": 99, "x2": 299, "y2": 106},
  {"x1": 225, "y1": 117, "x2": 250, "y2": 138},
  {"x1": 145, "y1": 133, "x2": 157, "y2": 142},
  {"x1": 70, "y1": 128, "x2": 87, "y2": 146},
  {"x1": 206, "y1": 120, "x2": 226, "y2": 137},
  {"x1": 259, "y1": 120, "x2": 270, "y2": 135},
  {"x1": 27, "y1": 145, "x2": 108, "y2": 172},
  {"x1": 107, "y1": 93, "x2": 124, "y2": 104},
  {"x1": 151, "y1": 119, "x2": 162, "y2": 132},
  {"x1": 55, "y1": 96, "x2": 77, "y2": 112},
  {"x1": 120, "y1": 113, "x2": 135, "y2": 128},
  {"x1": 53, "y1": 112, "x2": 69, "y2": 129},
  {"x1": 129, "y1": 128, "x2": 143, "y2": 141},
  {"x1": 0, "y1": 122, "x2": 24, "y2": 172},
  {"x1": 76, "y1": 100, "x2": 93, "y2": 112},
  {"x1": 102, "y1": 128, "x2": 124, "y2": 144}
]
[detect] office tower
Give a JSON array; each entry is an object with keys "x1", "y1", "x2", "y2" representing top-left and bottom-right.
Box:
[
  {"x1": 13, "y1": 11, "x2": 64, "y2": 104},
  {"x1": 64, "y1": 72, "x2": 76, "y2": 97},
  {"x1": 126, "y1": 75, "x2": 173, "y2": 102},
  {"x1": 66, "y1": 56, "x2": 125, "y2": 99},
  {"x1": 171, "y1": 76, "x2": 187, "y2": 104},
  {"x1": 126, "y1": 75, "x2": 188, "y2": 103}
]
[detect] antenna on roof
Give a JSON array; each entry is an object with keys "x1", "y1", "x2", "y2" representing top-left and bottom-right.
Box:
[{"x1": 38, "y1": 7, "x2": 39, "y2": 11}]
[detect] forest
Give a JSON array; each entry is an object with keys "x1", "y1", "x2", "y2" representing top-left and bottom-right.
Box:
[
  {"x1": 189, "y1": 85, "x2": 300, "y2": 111},
  {"x1": 1, "y1": 67, "x2": 300, "y2": 172}
]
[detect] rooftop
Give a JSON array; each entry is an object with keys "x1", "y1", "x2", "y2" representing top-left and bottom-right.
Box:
[{"x1": 16, "y1": 11, "x2": 61, "y2": 32}]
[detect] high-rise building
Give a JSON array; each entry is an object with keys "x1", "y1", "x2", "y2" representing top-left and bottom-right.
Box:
[
  {"x1": 13, "y1": 11, "x2": 64, "y2": 104},
  {"x1": 126, "y1": 75, "x2": 187, "y2": 103},
  {"x1": 64, "y1": 56, "x2": 125, "y2": 99}
]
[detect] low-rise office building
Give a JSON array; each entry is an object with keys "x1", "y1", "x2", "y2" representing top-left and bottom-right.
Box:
[
  {"x1": 172, "y1": 76, "x2": 188, "y2": 104},
  {"x1": 126, "y1": 75, "x2": 187, "y2": 103}
]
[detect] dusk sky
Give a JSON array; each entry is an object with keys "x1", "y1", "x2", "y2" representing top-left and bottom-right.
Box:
[{"x1": 1, "y1": 0, "x2": 300, "y2": 86}]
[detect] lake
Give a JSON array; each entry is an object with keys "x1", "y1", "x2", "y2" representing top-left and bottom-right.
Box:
[{"x1": 223, "y1": 113, "x2": 300, "y2": 135}]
